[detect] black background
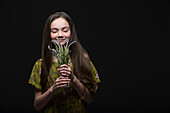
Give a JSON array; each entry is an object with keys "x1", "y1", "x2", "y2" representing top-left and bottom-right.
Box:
[{"x1": 0, "y1": 0, "x2": 170, "y2": 113}]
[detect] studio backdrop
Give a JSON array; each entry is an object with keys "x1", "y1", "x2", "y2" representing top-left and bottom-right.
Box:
[{"x1": 0, "y1": 0, "x2": 169, "y2": 113}]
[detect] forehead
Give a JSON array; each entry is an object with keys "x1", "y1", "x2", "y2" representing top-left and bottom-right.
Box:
[{"x1": 51, "y1": 18, "x2": 69, "y2": 29}]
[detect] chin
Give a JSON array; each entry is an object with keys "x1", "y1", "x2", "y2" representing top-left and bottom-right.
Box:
[{"x1": 60, "y1": 41, "x2": 66, "y2": 46}]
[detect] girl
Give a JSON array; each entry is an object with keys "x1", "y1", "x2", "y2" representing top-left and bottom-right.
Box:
[{"x1": 29, "y1": 11, "x2": 100, "y2": 113}]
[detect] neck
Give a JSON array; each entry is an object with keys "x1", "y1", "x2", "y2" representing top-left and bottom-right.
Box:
[{"x1": 52, "y1": 55, "x2": 58, "y2": 62}]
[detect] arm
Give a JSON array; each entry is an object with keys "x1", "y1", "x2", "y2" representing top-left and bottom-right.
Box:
[
  {"x1": 58, "y1": 64, "x2": 93, "y2": 104},
  {"x1": 34, "y1": 76, "x2": 71, "y2": 111},
  {"x1": 34, "y1": 87, "x2": 54, "y2": 111},
  {"x1": 71, "y1": 74, "x2": 93, "y2": 104}
]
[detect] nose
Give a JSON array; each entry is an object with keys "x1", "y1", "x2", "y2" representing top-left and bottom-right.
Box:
[{"x1": 58, "y1": 30, "x2": 63, "y2": 37}]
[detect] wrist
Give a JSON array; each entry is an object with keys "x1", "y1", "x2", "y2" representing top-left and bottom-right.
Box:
[
  {"x1": 49, "y1": 85, "x2": 55, "y2": 95},
  {"x1": 70, "y1": 74, "x2": 76, "y2": 83}
]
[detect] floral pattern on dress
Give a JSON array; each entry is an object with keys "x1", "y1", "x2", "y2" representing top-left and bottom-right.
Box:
[{"x1": 28, "y1": 59, "x2": 100, "y2": 113}]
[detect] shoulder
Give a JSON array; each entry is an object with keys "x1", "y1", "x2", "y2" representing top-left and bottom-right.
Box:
[
  {"x1": 34, "y1": 58, "x2": 42, "y2": 67},
  {"x1": 37, "y1": 58, "x2": 42, "y2": 63},
  {"x1": 36, "y1": 58, "x2": 42, "y2": 63},
  {"x1": 83, "y1": 53, "x2": 89, "y2": 58},
  {"x1": 38, "y1": 58, "x2": 42, "y2": 62}
]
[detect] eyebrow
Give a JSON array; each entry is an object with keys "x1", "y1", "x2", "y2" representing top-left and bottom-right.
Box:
[{"x1": 51, "y1": 26, "x2": 70, "y2": 30}]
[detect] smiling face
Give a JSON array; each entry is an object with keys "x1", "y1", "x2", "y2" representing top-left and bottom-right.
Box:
[{"x1": 50, "y1": 17, "x2": 71, "y2": 45}]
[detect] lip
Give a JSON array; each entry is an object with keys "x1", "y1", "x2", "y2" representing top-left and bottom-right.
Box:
[{"x1": 58, "y1": 39, "x2": 65, "y2": 42}]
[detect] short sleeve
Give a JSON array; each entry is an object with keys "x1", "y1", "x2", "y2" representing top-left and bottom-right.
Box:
[
  {"x1": 90, "y1": 61, "x2": 101, "y2": 83},
  {"x1": 28, "y1": 59, "x2": 42, "y2": 90}
]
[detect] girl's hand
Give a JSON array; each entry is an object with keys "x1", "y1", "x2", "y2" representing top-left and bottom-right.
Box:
[
  {"x1": 50, "y1": 76, "x2": 71, "y2": 94},
  {"x1": 57, "y1": 64, "x2": 72, "y2": 77}
]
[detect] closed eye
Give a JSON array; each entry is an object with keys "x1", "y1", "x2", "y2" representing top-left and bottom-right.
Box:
[
  {"x1": 51, "y1": 28, "x2": 58, "y2": 33},
  {"x1": 62, "y1": 27, "x2": 70, "y2": 32}
]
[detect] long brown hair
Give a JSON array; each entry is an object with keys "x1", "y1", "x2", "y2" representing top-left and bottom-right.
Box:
[{"x1": 41, "y1": 12, "x2": 97, "y2": 95}]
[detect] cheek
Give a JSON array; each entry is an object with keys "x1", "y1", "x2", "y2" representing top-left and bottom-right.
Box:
[
  {"x1": 51, "y1": 33, "x2": 56, "y2": 39},
  {"x1": 64, "y1": 31, "x2": 71, "y2": 38}
]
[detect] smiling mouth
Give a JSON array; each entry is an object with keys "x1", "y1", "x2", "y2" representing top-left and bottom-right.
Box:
[{"x1": 57, "y1": 38, "x2": 65, "y2": 42}]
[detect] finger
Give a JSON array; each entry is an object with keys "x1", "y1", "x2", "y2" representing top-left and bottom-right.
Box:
[
  {"x1": 55, "y1": 79, "x2": 70, "y2": 86},
  {"x1": 55, "y1": 77, "x2": 71, "y2": 85},
  {"x1": 60, "y1": 73, "x2": 69, "y2": 77},
  {"x1": 59, "y1": 70, "x2": 71, "y2": 75},
  {"x1": 58, "y1": 69, "x2": 72, "y2": 77},
  {"x1": 59, "y1": 64, "x2": 69, "y2": 68},
  {"x1": 54, "y1": 82, "x2": 67, "y2": 88},
  {"x1": 58, "y1": 76, "x2": 70, "y2": 79},
  {"x1": 58, "y1": 67, "x2": 71, "y2": 72},
  {"x1": 56, "y1": 84, "x2": 67, "y2": 88},
  {"x1": 59, "y1": 78, "x2": 71, "y2": 82},
  {"x1": 55, "y1": 81, "x2": 70, "y2": 86},
  {"x1": 58, "y1": 68, "x2": 72, "y2": 74},
  {"x1": 56, "y1": 79, "x2": 71, "y2": 83}
]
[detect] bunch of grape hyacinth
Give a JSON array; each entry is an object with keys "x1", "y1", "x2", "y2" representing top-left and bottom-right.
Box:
[{"x1": 48, "y1": 38, "x2": 76, "y2": 67}]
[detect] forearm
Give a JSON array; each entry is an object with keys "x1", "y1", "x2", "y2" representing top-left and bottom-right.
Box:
[
  {"x1": 71, "y1": 75, "x2": 93, "y2": 104},
  {"x1": 34, "y1": 87, "x2": 54, "y2": 111}
]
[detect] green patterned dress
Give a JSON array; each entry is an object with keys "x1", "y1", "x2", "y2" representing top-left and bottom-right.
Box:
[{"x1": 28, "y1": 59, "x2": 100, "y2": 113}]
